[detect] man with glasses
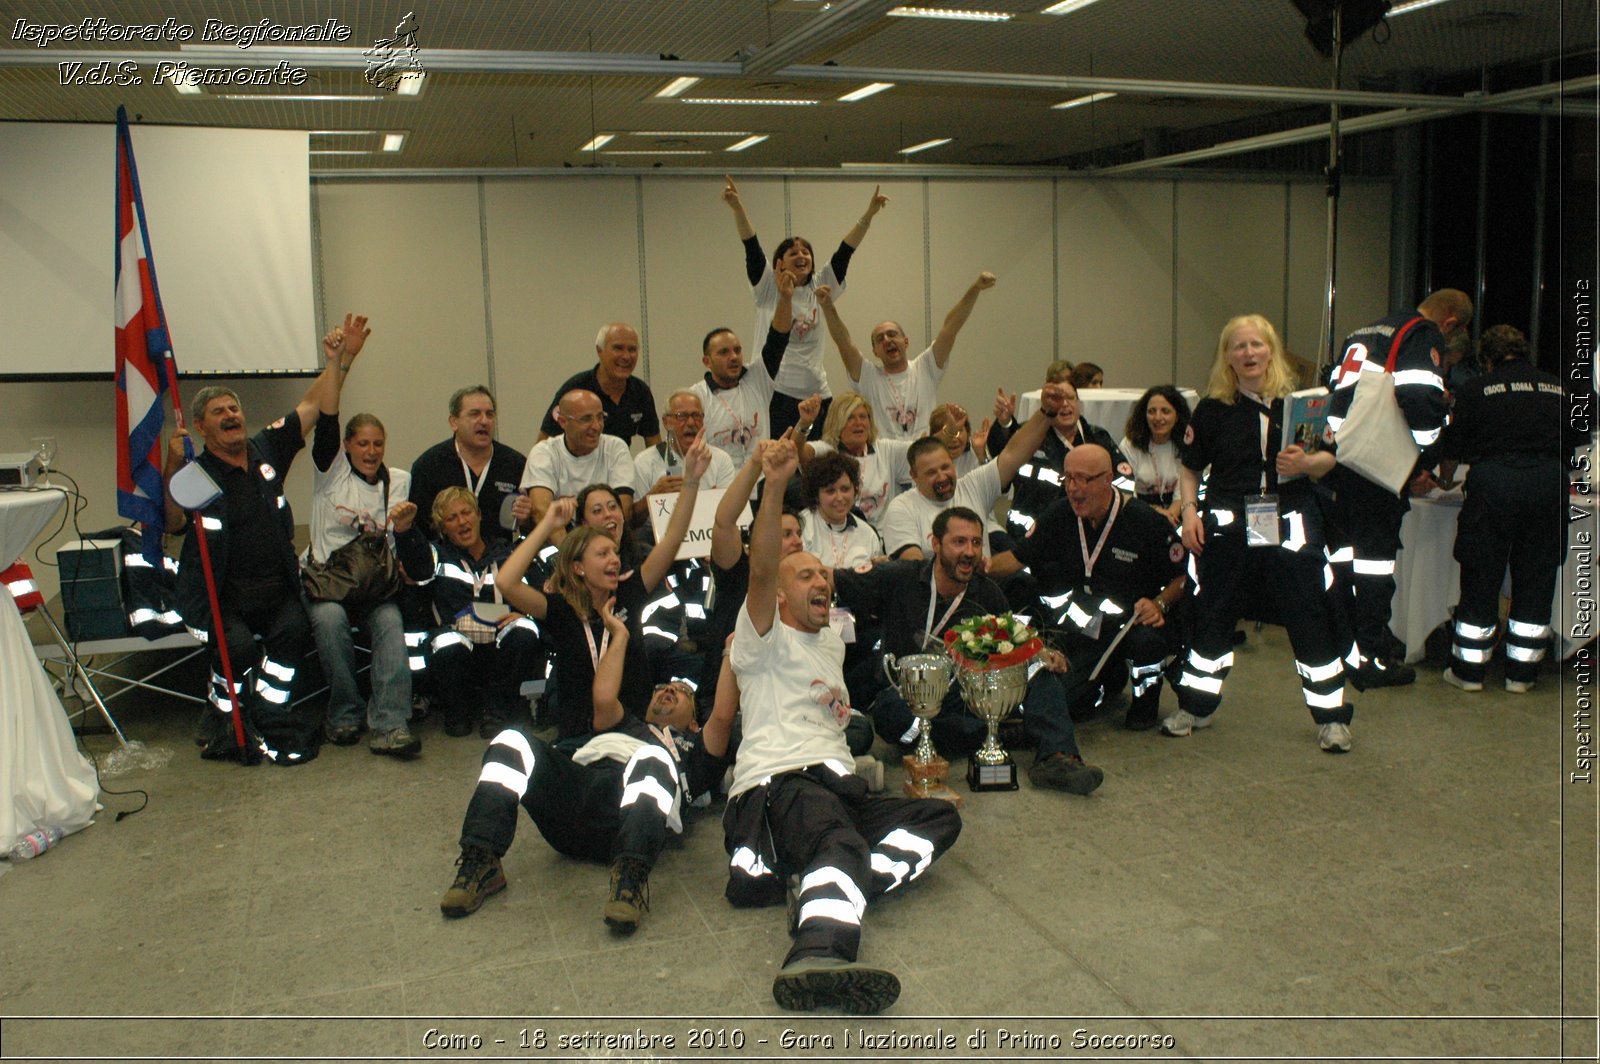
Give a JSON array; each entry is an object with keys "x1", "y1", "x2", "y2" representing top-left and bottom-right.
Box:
[
  {"x1": 520, "y1": 389, "x2": 634, "y2": 539},
  {"x1": 632, "y1": 390, "x2": 738, "y2": 519},
  {"x1": 536, "y1": 322, "x2": 662, "y2": 447},
  {"x1": 1021, "y1": 444, "x2": 1185, "y2": 731}
]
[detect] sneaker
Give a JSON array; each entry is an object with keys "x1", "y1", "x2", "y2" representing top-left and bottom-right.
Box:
[
  {"x1": 439, "y1": 845, "x2": 505, "y2": 918},
  {"x1": 1028, "y1": 752, "x2": 1104, "y2": 795},
  {"x1": 1318, "y1": 722, "x2": 1352, "y2": 753},
  {"x1": 411, "y1": 693, "x2": 433, "y2": 721},
  {"x1": 369, "y1": 725, "x2": 422, "y2": 758},
  {"x1": 1505, "y1": 678, "x2": 1536, "y2": 694},
  {"x1": 853, "y1": 755, "x2": 885, "y2": 793},
  {"x1": 603, "y1": 856, "x2": 650, "y2": 934},
  {"x1": 443, "y1": 714, "x2": 475, "y2": 738},
  {"x1": 1442, "y1": 667, "x2": 1483, "y2": 693},
  {"x1": 1159, "y1": 709, "x2": 1214, "y2": 738},
  {"x1": 324, "y1": 721, "x2": 362, "y2": 746},
  {"x1": 1349, "y1": 658, "x2": 1416, "y2": 691},
  {"x1": 772, "y1": 955, "x2": 901, "y2": 1014}
]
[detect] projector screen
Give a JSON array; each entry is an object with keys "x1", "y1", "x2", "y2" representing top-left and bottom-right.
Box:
[{"x1": 0, "y1": 121, "x2": 316, "y2": 378}]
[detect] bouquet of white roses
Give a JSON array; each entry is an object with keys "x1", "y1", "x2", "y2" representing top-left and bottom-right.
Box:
[{"x1": 943, "y1": 612, "x2": 1043, "y2": 670}]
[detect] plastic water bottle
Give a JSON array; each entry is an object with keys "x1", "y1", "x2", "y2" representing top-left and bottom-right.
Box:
[{"x1": 6, "y1": 826, "x2": 63, "y2": 860}]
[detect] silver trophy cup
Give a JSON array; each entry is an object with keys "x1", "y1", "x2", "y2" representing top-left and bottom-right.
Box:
[
  {"x1": 883, "y1": 652, "x2": 954, "y2": 763},
  {"x1": 956, "y1": 660, "x2": 1031, "y2": 790}
]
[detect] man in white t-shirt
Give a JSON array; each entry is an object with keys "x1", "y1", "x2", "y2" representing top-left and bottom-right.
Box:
[
  {"x1": 876, "y1": 382, "x2": 1066, "y2": 573},
  {"x1": 632, "y1": 390, "x2": 737, "y2": 514},
  {"x1": 519, "y1": 389, "x2": 634, "y2": 541},
  {"x1": 722, "y1": 434, "x2": 962, "y2": 1015},
  {"x1": 691, "y1": 272, "x2": 796, "y2": 468},
  {"x1": 819, "y1": 272, "x2": 996, "y2": 441}
]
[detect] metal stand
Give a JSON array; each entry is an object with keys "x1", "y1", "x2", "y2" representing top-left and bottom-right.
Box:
[{"x1": 32, "y1": 602, "x2": 129, "y2": 748}]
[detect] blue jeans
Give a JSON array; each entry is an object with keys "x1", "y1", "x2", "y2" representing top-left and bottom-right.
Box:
[{"x1": 307, "y1": 598, "x2": 411, "y2": 733}]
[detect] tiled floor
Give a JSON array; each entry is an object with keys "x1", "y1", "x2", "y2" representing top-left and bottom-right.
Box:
[{"x1": 1, "y1": 625, "x2": 1593, "y2": 1063}]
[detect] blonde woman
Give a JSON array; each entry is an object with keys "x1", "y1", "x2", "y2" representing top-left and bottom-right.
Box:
[
  {"x1": 1164, "y1": 314, "x2": 1350, "y2": 753},
  {"x1": 804, "y1": 392, "x2": 910, "y2": 526}
]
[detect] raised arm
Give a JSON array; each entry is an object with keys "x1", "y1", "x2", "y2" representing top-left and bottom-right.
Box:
[
  {"x1": 994, "y1": 381, "x2": 1067, "y2": 490},
  {"x1": 817, "y1": 283, "x2": 863, "y2": 382},
  {"x1": 931, "y1": 272, "x2": 995, "y2": 369},
  {"x1": 722, "y1": 174, "x2": 755, "y2": 241},
  {"x1": 745, "y1": 431, "x2": 800, "y2": 636},
  {"x1": 639, "y1": 436, "x2": 712, "y2": 592},
  {"x1": 712, "y1": 441, "x2": 766, "y2": 569},
  {"x1": 841, "y1": 185, "x2": 888, "y2": 250},
  {"x1": 590, "y1": 599, "x2": 631, "y2": 733},
  {"x1": 296, "y1": 313, "x2": 369, "y2": 436},
  {"x1": 495, "y1": 497, "x2": 574, "y2": 618}
]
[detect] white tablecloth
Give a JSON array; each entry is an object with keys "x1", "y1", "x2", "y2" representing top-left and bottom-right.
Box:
[
  {"x1": 1, "y1": 490, "x2": 98, "y2": 855},
  {"x1": 1017, "y1": 387, "x2": 1201, "y2": 440},
  {"x1": 1391, "y1": 491, "x2": 1594, "y2": 664}
]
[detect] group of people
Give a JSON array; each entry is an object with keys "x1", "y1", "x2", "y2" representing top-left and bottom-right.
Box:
[{"x1": 154, "y1": 176, "x2": 1566, "y2": 1015}]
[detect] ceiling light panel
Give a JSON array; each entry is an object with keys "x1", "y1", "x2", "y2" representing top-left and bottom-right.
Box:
[
  {"x1": 887, "y1": 7, "x2": 1014, "y2": 21},
  {"x1": 839, "y1": 82, "x2": 895, "y2": 102},
  {"x1": 1052, "y1": 91, "x2": 1117, "y2": 110},
  {"x1": 725, "y1": 134, "x2": 770, "y2": 151},
  {"x1": 899, "y1": 137, "x2": 953, "y2": 153}
]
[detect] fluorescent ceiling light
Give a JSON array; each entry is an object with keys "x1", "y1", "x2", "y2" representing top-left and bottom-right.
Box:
[
  {"x1": 601, "y1": 149, "x2": 711, "y2": 156},
  {"x1": 218, "y1": 93, "x2": 382, "y2": 102},
  {"x1": 839, "y1": 82, "x2": 894, "y2": 102},
  {"x1": 683, "y1": 97, "x2": 818, "y2": 106},
  {"x1": 887, "y1": 6, "x2": 1013, "y2": 21},
  {"x1": 1040, "y1": 0, "x2": 1101, "y2": 13},
  {"x1": 310, "y1": 150, "x2": 373, "y2": 155},
  {"x1": 578, "y1": 134, "x2": 616, "y2": 151},
  {"x1": 171, "y1": 80, "x2": 203, "y2": 96},
  {"x1": 632, "y1": 130, "x2": 751, "y2": 137},
  {"x1": 1389, "y1": 0, "x2": 1452, "y2": 13},
  {"x1": 395, "y1": 72, "x2": 425, "y2": 96},
  {"x1": 1052, "y1": 91, "x2": 1116, "y2": 110},
  {"x1": 725, "y1": 134, "x2": 770, "y2": 152},
  {"x1": 310, "y1": 130, "x2": 377, "y2": 136},
  {"x1": 656, "y1": 76, "x2": 701, "y2": 98},
  {"x1": 382, "y1": 133, "x2": 406, "y2": 152},
  {"x1": 899, "y1": 137, "x2": 953, "y2": 154}
]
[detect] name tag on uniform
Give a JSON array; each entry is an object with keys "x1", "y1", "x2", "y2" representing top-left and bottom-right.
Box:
[
  {"x1": 1245, "y1": 494, "x2": 1281, "y2": 547},
  {"x1": 829, "y1": 606, "x2": 857, "y2": 643}
]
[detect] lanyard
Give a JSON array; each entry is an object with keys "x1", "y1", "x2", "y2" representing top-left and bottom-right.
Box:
[
  {"x1": 708, "y1": 388, "x2": 752, "y2": 444},
  {"x1": 821, "y1": 516, "x2": 854, "y2": 567},
  {"x1": 456, "y1": 443, "x2": 490, "y2": 498},
  {"x1": 581, "y1": 616, "x2": 611, "y2": 672},
  {"x1": 1078, "y1": 489, "x2": 1123, "y2": 578},
  {"x1": 471, "y1": 560, "x2": 501, "y2": 603},
  {"x1": 1240, "y1": 388, "x2": 1270, "y2": 492},
  {"x1": 924, "y1": 569, "x2": 965, "y2": 647}
]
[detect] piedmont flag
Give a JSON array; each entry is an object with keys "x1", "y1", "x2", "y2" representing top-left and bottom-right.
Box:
[{"x1": 114, "y1": 105, "x2": 175, "y2": 566}]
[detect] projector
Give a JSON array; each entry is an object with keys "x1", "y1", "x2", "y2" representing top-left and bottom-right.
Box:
[{"x1": 0, "y1": 452, "x2": 43, "y2": 487}]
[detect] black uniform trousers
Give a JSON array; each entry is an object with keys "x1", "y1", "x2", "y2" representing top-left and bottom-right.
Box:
[
  {"x1": 1177, "y1": 507, "x2": 1349, "y2": 725},
  {"x1": 459, "y1": 729, "x2": 680, "y2": 869},
  {"x1": 1449, "y1": 458, "x2": 1566, "y2": 684},
  {"x1": 868, "y1": 668, "x2": 1082, "y2": 760},
  {"x1": 200, "y1": 579, "x2": 316, "y2": 764},
  {"x1": 427, "y1": 622, "x2": 545, "y2": 733},
  {"x1": 1057, "y1": 624, "x2": 1168, "y2": 727},
  {"x1": 1327, "y1": 471, "x2": 1409, "y2": 664},
  {"x1": 726, "y1": 765, "x2": 961, "y2": 966}
]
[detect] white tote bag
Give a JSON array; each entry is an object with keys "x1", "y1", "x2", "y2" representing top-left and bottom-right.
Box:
[{"x1": 1334, "y1": 317, "x2": 1426, "y2": 496}]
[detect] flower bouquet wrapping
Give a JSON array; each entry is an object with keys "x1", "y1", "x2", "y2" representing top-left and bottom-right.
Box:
[{"x1": 942, "y1": 612, "x2": 1044, "y2": 671}]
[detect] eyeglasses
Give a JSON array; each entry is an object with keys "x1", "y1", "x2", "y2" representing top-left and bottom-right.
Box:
[
  {"x1": 653, "y1": 682, "x2": 692, "y2": 699},
  {"x1": 1063, "y1": 471, "x2": 1109, "y2": 487},
  {"x1": 666, "y1": 411, "x2": 705, "y2": 422},
  {"x1": 566, "y1": 412, "x2": 607, "y2": 427}
]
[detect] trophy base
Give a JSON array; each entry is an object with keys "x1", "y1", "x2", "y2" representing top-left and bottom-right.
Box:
[
  {"x1": 967, "y1": 756, "x2": 1020, "y2": 792},
  {"x1": 901, "y1": 754, "x2": 964, "y2": 807}
]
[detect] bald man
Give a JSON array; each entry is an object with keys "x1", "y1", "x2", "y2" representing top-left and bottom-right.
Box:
[
  {"x1": 519, "y1": 389, "x2": 635, "y2": 535},
  {"x1": 537, "y1": 322, "x2": 661, "y2": 447}
]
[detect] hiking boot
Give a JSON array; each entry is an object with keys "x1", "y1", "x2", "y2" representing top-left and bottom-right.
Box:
[
  {"x1": 443, "y1": 713, "x2": 475, "y2": 738},
  {"x1": 772, "y1": 955, "x2": 901, "y2": 1014},
  {"x1": 1028, "y1": 752, "x2": 1103, "y2": 795},
  {"x1": 1160, "y1": 709, "x2": 1214, "y2": 738},
  {"x1": 440, "y1": 845, "x2": 505, "y2": 918},
  {"x1": 603, "y1": 856, "x2": 650, "y2": 934},
  {"x1": 1442, "y1": 667, "x2": 1483, "y2": 693},
  {"x1": 1318, "y1": 722, "x2": 1352, "y2": 753},
  {"x1": 369, "y1": 725, "x2": 421, "y2": 758},
  {"x1": 324, "y1": 721, "x2": 362, "y2": 746},
  {"x1": 1349, "y1": 658, "x2": 1415, "y2": 691}
]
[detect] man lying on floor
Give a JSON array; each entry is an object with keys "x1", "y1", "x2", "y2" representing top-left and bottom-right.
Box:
[{"x1": 439, "y1": 597, "x2": 734, "y2": 932}]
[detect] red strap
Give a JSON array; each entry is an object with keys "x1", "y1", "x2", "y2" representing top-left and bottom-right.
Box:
[{"x1": 1384, "y1": 316, "x2": 1427, "y2": 373}]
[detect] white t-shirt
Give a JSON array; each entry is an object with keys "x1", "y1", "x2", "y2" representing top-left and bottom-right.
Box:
[
  {"x1": 728, "y1": 603, "x2": 853, "y2": 798},
  {"x1": 800, "y1": 509, "x2": 883, "y2": 570},
  {"x1": 520, "y1": 435, "x2": 635, "y2": 498},
  {"x1": 310, "y1": 456, "x2": 411, "y2": 564},
  {"x1": 1119, "y1": 436, "x2": 1181, "y2": 501},
  {"x1": 756, "y1": 260, "x2": 842, "y2": 400},
  {"x1": 692, "y1": 376, "x2": 771, "y2": 469},
  {"x1": 877, "y1": 459, "x2": 1004, "y2": 558},
  {"x1": 808, "y1": 438, "x2": 912, "y2": 526},
  {"x1": 857, "y1": 347, "x2": 945, "y2": 441},
  {"x1": 632, "y1": 441, "x2": 737, "y2": 497}
]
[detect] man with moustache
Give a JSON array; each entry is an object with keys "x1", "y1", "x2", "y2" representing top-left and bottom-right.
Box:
[
  {"x1": 408, "y1": 386, "x2": 527, "y2": 545},
  {"x1": 1022, "y1": 444, "x2": 1186, "y2": 731},
  {"x1": 833, "y1": 506, "x2": 1104, "y2": 794},
  {"x1": 520, "y1": 389, "x2": 635, "y2": 539},
  {"x1": 536, "y1": 322, "x2": 661, "y2": 447},
  {"x1": 632, "y1": 390, "x2": 739, "y2": 516}
]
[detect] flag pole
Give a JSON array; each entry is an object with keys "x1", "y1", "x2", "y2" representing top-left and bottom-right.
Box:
[{"x1": 117, "y1": 106, "x2": 252, "y2": 762}]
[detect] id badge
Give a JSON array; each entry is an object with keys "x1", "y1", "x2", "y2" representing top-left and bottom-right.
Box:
[
  {"x1": 829, "y1": 606, "x2": 857, "y2": 644},
  {"x1": 1080, "y1": 609, "x2": 1104, "y2": 640},
  {"x1": 1245, "y1": 494, "x2": 1281, "y2": 547}
]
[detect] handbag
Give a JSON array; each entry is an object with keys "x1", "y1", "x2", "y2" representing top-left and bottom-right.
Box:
[
  {"x1": 1333, "y1": 315, "x2": 1427, "y2": 497},
  {"x1": 301, "y1": 475, "x2": 403, "y2": 611}
]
